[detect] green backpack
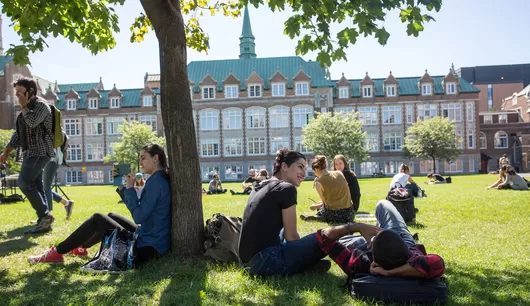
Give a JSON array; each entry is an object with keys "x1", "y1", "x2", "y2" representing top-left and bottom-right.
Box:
[
  {"x1": 49, "y1": 104, "x2": 65, "y2": 148},
  {"x1": 203, "y1": 213, "x2": 242, "y2": 262}
]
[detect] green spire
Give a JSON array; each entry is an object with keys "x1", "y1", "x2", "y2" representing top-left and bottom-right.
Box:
[{"x1": 239, "y1": 6, "x2": 256, "y2": 59}]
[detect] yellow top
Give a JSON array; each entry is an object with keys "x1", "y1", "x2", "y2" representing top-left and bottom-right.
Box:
[{"x1": 318, "y1": 171, "x2": 352, "y2": 210}]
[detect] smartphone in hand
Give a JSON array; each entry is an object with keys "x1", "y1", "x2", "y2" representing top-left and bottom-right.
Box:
[{"x1": 113, "y1": 164, "x2": 131, "y2": 186}]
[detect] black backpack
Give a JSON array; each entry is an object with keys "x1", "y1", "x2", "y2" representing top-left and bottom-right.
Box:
[{"x1": 386, "y1": 185, "x2": 416, "y2": 223}]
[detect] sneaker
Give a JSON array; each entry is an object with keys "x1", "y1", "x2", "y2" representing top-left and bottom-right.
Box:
[
  {"x1": 230, "y1": 189, "x2": 236, "y2": 195},
  {"x1": 39, "y1": 213, "x2": 55, "y2": 228},
  {"x1": 305, "y1": 260, "x2": 332, "y2": 274},
  {"x1": 64, "y1": 200, "x2": 74, "y2": 220},
  {"x1": 67, "y1": 246, "x2": 88, "y2": 257},
  {"x1": 28, "y1": 247, "x2": 64, "y2": 264}
]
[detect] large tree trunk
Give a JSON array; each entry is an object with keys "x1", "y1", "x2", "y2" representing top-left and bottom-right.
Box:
[
  {"x1": 141, "y1": 0, "x2": 204, "y2": 255},
  {"x1": 432, "y1": 156, "x2": 436, "y2": 173}
]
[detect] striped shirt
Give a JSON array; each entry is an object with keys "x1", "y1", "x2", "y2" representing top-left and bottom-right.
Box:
[{"x1": 7, "y1": 97, "x2": 54, "y2": 158}]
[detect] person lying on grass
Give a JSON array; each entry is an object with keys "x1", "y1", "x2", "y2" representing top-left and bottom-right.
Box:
[
  {"x1": 238, "y1": 149, "x2": 331, "y2": 276},
  {"x1": 315, "y1": 200, "x2": 445, "y2": 279},
  {"x1": 28, "y1": 143, "x2": 171, "y2": 267},
  {"x1": 300, "y1": 155, "x2": 354, "y2": 224},
  {"x1": 230, "y1": 168, "x2": 268, "y2": 195}
]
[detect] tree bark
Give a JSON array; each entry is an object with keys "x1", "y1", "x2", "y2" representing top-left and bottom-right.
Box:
[
  {"x1": 432, "y1": 156, "x2": 436, "y2": 173},
  {"x1": 140, "y1": 0, "x2": 204, "y2": 255}
]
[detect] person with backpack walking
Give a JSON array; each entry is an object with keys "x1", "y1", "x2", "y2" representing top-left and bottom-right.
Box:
[{"x1": 0, "y1": 77, "x2": 55, "y2": 234}]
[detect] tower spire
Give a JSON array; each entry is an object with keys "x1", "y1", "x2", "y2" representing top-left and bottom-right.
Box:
[{"x1": 239, "y1": 6, "x2": 256, "y2": 59}]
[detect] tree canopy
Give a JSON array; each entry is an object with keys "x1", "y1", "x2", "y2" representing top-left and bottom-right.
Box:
[
  {"x1": 402, "y1": 116, "x2": 461, "y2": 173},
  {"x1": 302, "y1": 111, "x2": 369, "y2": 164}
]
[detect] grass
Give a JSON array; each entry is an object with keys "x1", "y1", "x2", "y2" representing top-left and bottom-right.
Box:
[{"x1": 0, "y1": 175, "x2": 529, "y2": 305}]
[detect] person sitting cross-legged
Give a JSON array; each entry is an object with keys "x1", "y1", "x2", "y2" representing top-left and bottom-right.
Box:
[
  {"x1": 207, "y1": 174, "x2": 227, "y2": 194},
  {"x1": 390, "y1": 164, "x2": 423, "y2": 197},
  {"x1": 27, "y1": 144, "x2": 171, "y2": 267},
  {"x1": 314, "y1": 200, "x2": 445, "y2": 279}
]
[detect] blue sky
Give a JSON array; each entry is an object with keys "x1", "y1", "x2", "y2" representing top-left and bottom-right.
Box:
[{"x1": 2, "y1": 0, "x2": 529, "y2": 89}]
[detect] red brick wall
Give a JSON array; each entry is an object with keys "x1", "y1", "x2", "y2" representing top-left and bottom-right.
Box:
[{"x1": 475, "y1": 83, "x2": 524, "y2": 112}]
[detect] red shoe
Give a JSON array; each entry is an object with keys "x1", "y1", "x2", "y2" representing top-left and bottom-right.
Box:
[
  {"x1": 67, "y1": 247, "x2": 89, "y2": 257},
  {"x1": 28, "y1": 247, "x2": 64, "y2": 264}
]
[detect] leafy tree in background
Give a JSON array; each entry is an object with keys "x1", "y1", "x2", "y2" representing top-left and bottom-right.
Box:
[
  {"x1": 0, "y1": 129, "x2": 21, "y2": 175},
  {"x1": 104, "y1": 121, "x2": 166, "y2": 172},
  {"x1": 403, "y1": 116, "x2": 461, "y2": 173},
  {"x1": 1, "y1": 0, "x2": 442, "y2": 255},
  {"x1": 302, "y1": 112, "x2": 369, "y2": 165}
]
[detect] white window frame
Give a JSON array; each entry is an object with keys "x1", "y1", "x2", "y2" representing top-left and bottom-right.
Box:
[
  {"x1": 248, "y1": 84, "x2": 262, "y2": 97},
  {"x1": 365, "y1": 133, "x2": 379, "y2": 152},
  {"x1": 442, "y1": 103, "x2": 462, "y2": 122},
  {"x1": 143, "y1": 95, "x2": 153, "y2": 107},
  {"x1": 455, "y1": 129, "x2": 464, "y2": 149},
  {"x1": 200, "y1": 109, "x2": 219, "y2": 131},
  {"x1": 110, "y1": 97, "x2": 120, "y2": 109},
  {"x1": 294, "y1": 136, "x2": 310, "y2": 154},
  {"x1": 222, "y1": 108, "x2": 242, "y2": 130},
  {"x1": 66, "y1": 144, "x2": 82, "y2": 162},
  {"x1": 498, "y1": 114, "x2": 507, "y2": 124},
  {"x1": 269, "y1": 106, "x2": 290, "y2": 128},
  {"x1": 362, "y1": 86, "x2": 373, "y2": 98},
  {"x1": 295, "y1": 82, "x2": 310, "y2": 96},
  {"x1": 86, "y1": 143, "x2": 104, "y2": 161},
  {"x1": 224, "y1": 85, "x2": 238, "y2": 99},
  {"x1": 422, "y1": 84, "x2": 432, "y2": 96},
  {"x1": 406, "y1": 105, "x2": 414, "y2": 124},
  {"x1": 466, "y1": 102, "x2": 475, "y2": 122},
  {"x1": 201, "y1": 139, "x2": 220, "y2": 157},
  {"x1": 64, "y1": 119, "x2": 80, "y2": 136},
  {"x1": 494, "y1": 131, "x2": 508, "y2": 149},
  {"x1": 87, "y1": 170, "x2": 104, "y2": 184},
  {"x1": 225, "y1": 165, "x2": 243, "y2": 180},
  {"x1": 88, "y1": 98, "x2": 98, "y2": 110},
  {"x1": 202, "y1": 86, "x2": 215, "y2": 99},
  {"x1": 271, "y1": 83, "x2": 285, "y2": 97},
  {"x1": 270, "y1": 136, "x2": 290, "y2": 155},
  {"x1": 360, "y1": 161, "x2": 379, "y2": 176},
  {"x1": 107, "y1": 117, "x2": 125, "y2": 135},
  {"x1": 85, "y1": 118, "x2": 103, "y2": 136},
  {"x1": 65, "y1": 170, "x2": 83, "y2": 184},
  {"x1": 358, "y1": 107, "x2": 378, "y2": 125},
  {"x1": 223, "y1": 138, "x2": 243, "y2": 157},
  {"x1": 247, "y1": 137, "x2": 266, "y2": 156},
  {"x1": 469, "y1": 158, "x2": 475, "y2": 173},
  {"x1": 339, "y1": 87, "x2": 349, "y2": 99},
  {"x1": 139, "y1": 115, "x2": 157, "y2": 132},
  {"x1": 386, "y1": 85, "x2": 397, "y2": 97},
  {"x1": 446, "y1": 82, "x2": 457, "y2": 94},
  {"x1": 293, "y1": 105, "x2": 313, "y2": 128},
  {"x1": 444, "y1": 160, "x2": 463, "y2": 173},
  {"x1": 467, "y1": 129, "x2": 475, "y2": 149},
  {"x1": 66, "y1": 99, "x2": 77, "y2": 110},
  {"x1": 480, "y1": 132, "x2": 487, "y2": 149},
  {"x1": 419, "y1": 160, "x2": 436, "y2": 174},
  {"x1": 383, "y1": 132, "x2": 403, "y2": 151},
  {"x1": 417, "y1": 104, "x2": 438, "y2": 121},
  {"x1": 246, "y1": 107, "x2": 266, "y2": 129},
  {"x1": 334, "y1": 107, "x2": 354, "y2": 114},
  {"x1": 484, "y1": 115, "x2": 493, "y2": 124},
  {"x1": 382, "y1": 105, "x2": 402, "y2": 125}
]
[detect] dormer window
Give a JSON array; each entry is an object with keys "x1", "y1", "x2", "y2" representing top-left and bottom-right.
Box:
[
  {"x1": 66, "y1": 99, "x2": 77, "y2": 110},
  {"x1": 422, "y1": 84, "x2": 432, "y2": 96},
  {"x1": 110, "y1": 97, "x2": 120, "y2": 108},
  {"x1": 202, "y1": 86, "x2": 215, "y2": 99},
  {"x1": 339, "y1": 87, "x2": 349, "y2": 99},
  {"x1": 386, "y1": 85, "x2": 397, "y2": 97},
  {"x1": 272, "y1": 83, "x2": 285, "y2": 97},
  {"x1": 143, "y1": 95, "x2": 153, "y2": 107},
  {"x1": 446, "y1": 83, "x2": 457, "y2": 94},
  {"x1": 362, "y1": 86, "x2": 373, "y2": 98},
  {"x1": 88, "y1": 98, "x2": 98, "y2": 110},
  {"x1": 295, "y1": 82, "x2": 309, "y2": 96},
  {"x1": 225, "y1": 85, "x2": 238, "y2": 99},
  {"x1": 249, "y1": 84, "x2": 262, "y2": 97}
]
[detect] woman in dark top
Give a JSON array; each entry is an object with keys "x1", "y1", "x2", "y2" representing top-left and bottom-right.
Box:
[
  {"x1": 332, "y1": 155, "x2": 361, "y2": 212},
  {"x1": 238, "y1": 149, "x2": 328, "y2": 276}
]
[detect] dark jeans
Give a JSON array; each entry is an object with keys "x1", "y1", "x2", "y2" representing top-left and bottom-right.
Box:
[
  {"x1": 246, "y1": 233, "x2": 326, "y2": 276},
  {"x1": 405, "y1": 183, "x2": 420, "y2": 197},
  {"x1": 207, "y1": 189, "x2": 227, "y2": 194},
  {"x1": 42, "y1": 160, "x2": 60, "y2": 211},
  {"x1": 18, "y1": 155, "x2": 51, "y2": 220},
  {"x1": 55, "y1": 212, "x2": 159, "y2": 266},
  {"x1": 233, "y1": 187, "x2": 252, "y2": 195}
]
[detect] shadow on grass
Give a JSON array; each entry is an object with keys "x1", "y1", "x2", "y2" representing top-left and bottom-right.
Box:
[
  {"x1": 445, "y1": 263, "x2": 530, "y2": 305},
  {"x1": 408, "y1": 222, "x2": 427, "y2": 229},
  {"x1": 0, "y1": 225, "x2": 39, "y2": 257}
]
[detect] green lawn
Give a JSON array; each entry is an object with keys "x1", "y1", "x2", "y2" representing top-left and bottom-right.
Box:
[{"x1": 1, "y1": 175, "x2": 529, "y2": 305}]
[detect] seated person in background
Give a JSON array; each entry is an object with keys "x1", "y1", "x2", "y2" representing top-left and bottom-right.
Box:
[
  {"x1": 28, "y1": 144, "x2": 171, "y2": 267},
  {"x1": 487, "y1": 167, "x2": 507, "y2": 189},
  {"x1": 134, "y1": 173, "x2": 145, "y2": 198},
  {"x1": 499, "y1": 154, "x2": 509, "y2": 169},
  {"x1": 238, "y1": 149, "x2": 330, "y2": 276},
  {"x1": 207, "y1": 174, "x2": 227, "y2": 194},
  {"x1": 230, "y1": 168, "x2": 267, "y2": 195},
  {"x1": 390, "y1": 164, "x2": 422, "y2": 197},
  {"x1": 316, "y1": 200, "x2": 445, "y2": 279},
  {"x1": 426, "y1": 173, "x2": 446, "y2": 184},
  {"x1": 496, "y1": 165, "x2": 528, "y2": 190},
  {"x1": 301, "y1": 155, "x2": 354, "y2": 223},
  {"x1": 332, "y1": 155, "x2": 361, "y2": 212}
]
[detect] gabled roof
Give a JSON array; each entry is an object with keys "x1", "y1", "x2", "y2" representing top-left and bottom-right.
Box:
[
  {"x1": 332, "y1": 75, "x2": 479, "y2": 97},
  {"x1": 56, "y1": 88, "x2": 152, "y2": 110},
  {"x1": 0, "y1": 56, "x2": 12, "y2": 76},
  {"x1": 187, "y1": 56, "x2": 333, "y2": 91},
  {"x1": 58, "y1": 83, "x2": 99, "y2": 93}
]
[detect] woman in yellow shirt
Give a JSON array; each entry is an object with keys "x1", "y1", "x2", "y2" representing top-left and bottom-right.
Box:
[{"x1": 301, "y1": 155, "x2": 354, "y2": 223}]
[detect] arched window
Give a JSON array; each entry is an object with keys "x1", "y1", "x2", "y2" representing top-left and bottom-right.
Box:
[
  {"x1": 480, "y1": 132, "x2": 487, "y2": 149},
  {"x1": 494, "y1": 131, "x2": 508, "y2": 149}
]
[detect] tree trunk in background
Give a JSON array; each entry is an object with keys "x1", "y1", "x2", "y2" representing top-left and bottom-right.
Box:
[
  {"x1": 141, "y1": 0, "x2": 204, "y2": 255},
  {"x1": 432, "y1": 156, "x2": 436, "y2": 173}
]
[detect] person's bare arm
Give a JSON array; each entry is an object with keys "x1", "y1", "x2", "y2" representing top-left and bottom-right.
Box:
[
  {"x1": 314, "y1": 181, "x2": 327, "y2": 206},
  {"x1": 408, "y1": 176, "x2": 415, "y2": 184},
  {"x1": 281, "y1": 205, "x2": 300, "y2": 241}
]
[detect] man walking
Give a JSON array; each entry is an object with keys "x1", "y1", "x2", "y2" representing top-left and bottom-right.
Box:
[{"x1": 0, "y1": 77, "x2": 55, "y2": 233}]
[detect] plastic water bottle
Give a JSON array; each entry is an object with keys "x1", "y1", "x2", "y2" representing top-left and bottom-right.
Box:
[{"x1": 418, "y1": 189, "x2": 423, "y2": 198}]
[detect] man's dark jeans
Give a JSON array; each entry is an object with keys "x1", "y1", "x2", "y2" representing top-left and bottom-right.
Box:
[{"x1": 18, "y1": 155, "x2": 51, "y2": 220}]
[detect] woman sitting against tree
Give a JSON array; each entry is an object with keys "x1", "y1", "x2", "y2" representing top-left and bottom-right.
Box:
[
  {"x1": 28, "y1": 143, "x2": 171, "y2": 267},
  {"x1": 332, "y1": 155, "x2": 361, "y2": 212},
  {"x1": 301, "y1": 155, "x2": 354, "y2": 223},
  {"x1": 238, "y1": 149, "x2": 330, "y2": 276}
]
